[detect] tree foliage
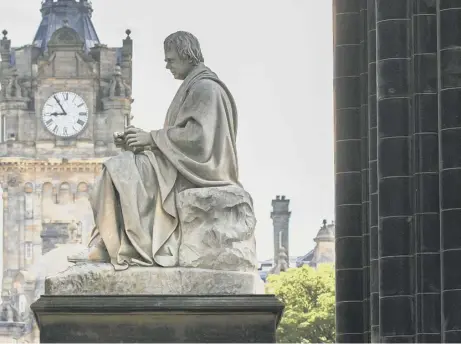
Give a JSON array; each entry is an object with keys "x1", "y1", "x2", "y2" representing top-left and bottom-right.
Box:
[{"x1": 266, "y1": 264, "x2": 335, "y2": 343}]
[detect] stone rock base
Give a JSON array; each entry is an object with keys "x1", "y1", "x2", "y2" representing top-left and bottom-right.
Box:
[
  {"x1": 44, "y1": 263, "x2": 265, "y2": 295},
  {"x1": 177, "y1": 185, "x2": 258, "y2": 272},
  {"x1": 31, "y1": 295, "x2": 284, "y2": 343}
]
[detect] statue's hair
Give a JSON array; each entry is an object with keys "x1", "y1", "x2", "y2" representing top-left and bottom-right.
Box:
[{"x1": 164, "y1": 31, "x2": 204, "y2": 66}]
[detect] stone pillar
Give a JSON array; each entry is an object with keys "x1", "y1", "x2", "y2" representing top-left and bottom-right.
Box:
[
  {"x1": 270, "y1": 195, "x2": 290, "y2": 267},
  {"x1": 439, "y1": 2, "x2": 461, "y2": 342},
  {"x1": 0, "y1": 30, "x2": 11, "y2": 75},
  {"x1": 96, "y1": 66, "x2": 132, "y2": 156},
  {"x1": 376, "y1": 1, "x2": 413, "y2": 341},
  {"x1": 33, "y1": 184, "x2": 43, "y2": 262},
  {"x1": 367, "y1": 2, "x2": 378, "y2": 342},
  {"x1": 17, "y1": 194, "x2": 25, "y2": 270},
  {"x1": 334, "y1": 0, "x2": 461, "y2": 342},
  {"x1": 359, "y1": 1, "x2": 370, "y2": 342},
  {"x1": 100, "y1": 97, "x2": 131, "y2": 152},
  {"x1": 121, "y1": 29, "x2": 133, "y2": 87},
  {"x1": 0, "y1": 184, "x2": 21, "y2": 300},
  {"x1": 1, "y1": 190, "x2": 7, "y2": 294},
  {"x1": 413, "y1": 2, "x2": 439, "y2": 343},
  {"x1": 333, "y1": 1, "x2": 363, "y2": 342}
]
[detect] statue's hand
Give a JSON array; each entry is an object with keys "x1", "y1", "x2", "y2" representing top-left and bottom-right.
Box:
[
  {"x1": 125, "y1": 127, "x2": 155, "y2": 149},
  {"x1": 114, "y1": 138, "x2": 126, "y2": 149},
  {"x1": 124, "y1": 125, "x2": 141, "y2": 134},
  {"x1": 113, "y1": 132, "x2": 127, "y2": 150}
]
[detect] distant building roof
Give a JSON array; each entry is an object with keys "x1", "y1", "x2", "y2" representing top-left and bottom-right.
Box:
[
  {"x1": 296, "y1": 248, "x2": 315, "y2": 267},
  {"x1": 314, "y1": 219, "x2": 335, "y2": 243},
  {"x1": 33, "y1": 0, "x2": 100, "y2": 53}
]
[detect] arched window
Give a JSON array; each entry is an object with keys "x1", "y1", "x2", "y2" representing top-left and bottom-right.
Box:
[
  {"x1": 76, "y1": 182, "x2": 89, "y2": 200},
  {"x1": 58, "y1": 182, "x2": 72, "y2": 204}
]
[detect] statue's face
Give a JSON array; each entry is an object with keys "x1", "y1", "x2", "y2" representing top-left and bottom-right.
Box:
[{"x1": 164, "y1": 48, "x2": 194, "y2": 80}]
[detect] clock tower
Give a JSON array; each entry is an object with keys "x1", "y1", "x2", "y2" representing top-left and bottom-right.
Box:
[{"x1": 0, "y1": 0, "x2": 133, "y2": 317}]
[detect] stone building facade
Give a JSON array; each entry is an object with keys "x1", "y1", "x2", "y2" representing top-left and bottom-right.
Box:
[
  {"x1": 334, "y1": 1, "x2": 461, "y2": 343},
  {"x1": 296, "y1": 220, "x2": 335, "y2": 269},
  {"x1": 0, "y1": 0, "x2": 133, "y2": 339}
]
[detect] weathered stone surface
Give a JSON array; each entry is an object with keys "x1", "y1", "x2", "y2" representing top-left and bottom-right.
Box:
[
  {"x1": 32, "y1": 295, "x2": 284, "y2": 343},
  {"x1": 45, "y1": 263, "x2": 264, "y2": 295},
  {"x1": 177, "y1": 185, "x2": 258, "y2": 272}
]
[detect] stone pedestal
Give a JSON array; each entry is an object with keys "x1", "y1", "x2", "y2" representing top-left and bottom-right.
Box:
[
  {"x1": 42, "y1": 263, "x2": 265, "y2": 295},
  {"x1": 31, "y1": 264, "x2": 284, "y2": 343},
  {"x1": 32, "y1": 295, "x2": 283, "y2": 343}
]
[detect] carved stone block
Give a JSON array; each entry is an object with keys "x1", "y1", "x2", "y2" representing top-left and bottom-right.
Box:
[
  {"x1": 177, "y1": 185, "x2": 258, "y2": 272},
  {"x1": 44, "y1": 263, "x2": 264, "y2": 295}
]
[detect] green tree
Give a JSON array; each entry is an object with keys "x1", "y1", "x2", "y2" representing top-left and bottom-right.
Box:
[{"x1": 266, "y1": 264, "x2": 335, "y2": 343}]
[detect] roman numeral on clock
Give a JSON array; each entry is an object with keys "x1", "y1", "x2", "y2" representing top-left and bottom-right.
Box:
[
  {"x1": 63, "y1": 92, "x2": 69, "y2": 100},
  {"x1": 45, "y1": 119, "x2": 54, "y2": 126},
  {"x1": 77, "y1": 119, "x2": 85, "y2": 126},
  {"x1": 52, "y1": 125, "x2": 58, "y2": 134},
  {"x1": 79, "y1": 112, "x2": 88, "y2": 117},
  {"x1": 63, "y1": 127, "x2": 68, "y2": 136}
]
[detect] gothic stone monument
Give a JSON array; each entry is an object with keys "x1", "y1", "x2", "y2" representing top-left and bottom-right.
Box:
[{"x1": 31, "y1": 31, "x2": 284, "y2": 343}]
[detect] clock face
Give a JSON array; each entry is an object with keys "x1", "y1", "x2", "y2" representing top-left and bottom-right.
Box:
[{"x1": 41, "y1": 92, "x2": 89, "y2": 137}]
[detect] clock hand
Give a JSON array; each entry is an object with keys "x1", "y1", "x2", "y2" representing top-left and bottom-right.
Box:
[
  {"x1": 53, "y1": 95, "x2": 67, "y2": 115},
  {"x1": 49, "y1": 112, "x2": 67, "y2": 117}
]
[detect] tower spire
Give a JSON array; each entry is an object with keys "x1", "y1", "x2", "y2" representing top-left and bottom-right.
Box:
[{"x1": 33, "y1": 0, "x2": 99, "y2": 53}]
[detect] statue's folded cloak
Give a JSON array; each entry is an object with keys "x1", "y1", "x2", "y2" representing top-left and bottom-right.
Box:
[{"x1": 90, "y1": 63, "x2": 240, "y2": 269}]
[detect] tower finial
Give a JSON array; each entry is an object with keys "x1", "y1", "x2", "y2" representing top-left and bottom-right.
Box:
[
  {"x1": 125, "y1": 29, "x2": 132, "y2": 41},
  {"x1": 63, "y1": 19, "x2": 69, "y2": 27},
  {"x1": 2, "y1": 30, "x2": 7, "y2": 39}
]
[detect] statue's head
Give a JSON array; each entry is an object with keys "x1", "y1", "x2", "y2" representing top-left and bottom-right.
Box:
[{"x1": 164, "y1": 31, "x2": 204, "y2": 80}]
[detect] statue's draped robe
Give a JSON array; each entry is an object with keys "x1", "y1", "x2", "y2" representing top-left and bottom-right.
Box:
[{"x1": 89, "y1": 64, "x2": 239, "y2": 270}]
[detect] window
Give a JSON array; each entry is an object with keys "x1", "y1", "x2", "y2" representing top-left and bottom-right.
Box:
[{"x1": 25, "y1": 242, "x2": 33, "y2": 260}]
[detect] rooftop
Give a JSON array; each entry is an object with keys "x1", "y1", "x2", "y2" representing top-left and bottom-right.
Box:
[{"x1": 33, "y1": 0, "x2": 99, "y2": 53}]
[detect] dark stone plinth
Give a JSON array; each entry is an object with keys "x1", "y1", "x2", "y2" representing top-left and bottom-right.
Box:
[{"x1": 31, "y1": 294, "x2": 284, "y2": 343}]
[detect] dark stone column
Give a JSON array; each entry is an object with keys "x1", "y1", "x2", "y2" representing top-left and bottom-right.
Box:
[
  {"x1": 439, "y1": 2, "x2": 461, "y2": 342},
  {"x1": 366, "y1": 1, "x2": 379, "y2": 341},
  {"x1": 334, "y1": 0, "x2": 461, "y2": 342},
  {"x1": 333, "y1": 0, "x2": 364, "y2": 342},
  {"x1": 360, "y1": 0, "x2": 370, "y2": 342},
  {"x1": 376, "y1": 0, "x2": 414, "y2": 341},
  {"x1": 413, "y1": 1, "x2": 440, "y2": 343}
]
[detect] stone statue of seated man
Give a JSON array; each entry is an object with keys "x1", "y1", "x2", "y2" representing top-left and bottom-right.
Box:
[{"x1": 68, "y1": 31, "x2": 257, "y2": 272}]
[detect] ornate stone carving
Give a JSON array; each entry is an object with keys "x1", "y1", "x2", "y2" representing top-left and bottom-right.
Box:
[
  {"x1": 44, "y1": 264, "x2": 264, "y2": 295},
  {"x1": 177, "y1": 186, "x2": 258, "y2": 272},
  {"x1": 3, "y1": 69, "x2": 28, "y2": 100},
  {"x1": 105, "y1": 66, "x2": 132, "y2": 99},
  {"x1": 48, "y1": 25, "x2": 83, "y2": 47},
  {"x1": 270, "y1": 246, "x2": 289, "y2": 275},
  {"x1": 67, "y1": 220, "x2": 82, "y2": 244},
  {"x1": 6, "y1": 174, "x2": 19, "y2": 187},
  {"x1": 0, "y1": 158, "x2": 104, "y2": 174}
]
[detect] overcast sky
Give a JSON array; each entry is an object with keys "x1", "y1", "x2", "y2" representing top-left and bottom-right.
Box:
[{"x1": 0, "y1": 0, "x2": 334, "y2": 261}]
